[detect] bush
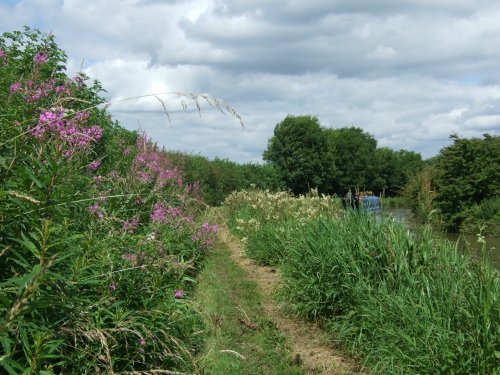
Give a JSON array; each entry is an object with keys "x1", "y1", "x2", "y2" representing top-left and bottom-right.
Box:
[{"x1": 0, "y1": 27, "x2": 216, "y2": 374}]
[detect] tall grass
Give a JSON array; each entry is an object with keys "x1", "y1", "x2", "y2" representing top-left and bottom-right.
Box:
[
  {"x1": 223, "y1": 190, "x2": 500, "y2": 374},
  {"x1": 280, "y1": 213, "x2": 499, "y2": 373}
]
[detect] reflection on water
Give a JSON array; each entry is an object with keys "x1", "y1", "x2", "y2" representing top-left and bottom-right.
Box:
[{"x1": 383, "y1": 208, "x2": 500, "y2": 269}]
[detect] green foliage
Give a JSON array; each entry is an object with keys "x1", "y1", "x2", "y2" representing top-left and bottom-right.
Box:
[
  {"x1": 169, "y1": 153, "x2": 284, "y2": 206},
  {"x1": 401, "y1": 168, "x2": 439, "y2": 223},
  {"x1": 372, "y1": 148, "x2": 424, "y2": 195},
  {"x1": 0, "y1": 28, "x2": 216, "y2": 373},
  {"x1": 224, "y1": 190, "x2": 500, "y2": 374},
  {"x1": 326, "y1": 126, "x2": 377, "y2": 193},
  {"x1": 263, "y1": 117, "x2": 423, "y2": 196},
  {"x1": 460, "y1": 197, "x2": 500, "y2": 235},
  {"x1": 434, "y1": 134, "x2": 500, "y2": 230},
  {"x1": 263, "y1": 115, "x2": 333, "y2": 194}
]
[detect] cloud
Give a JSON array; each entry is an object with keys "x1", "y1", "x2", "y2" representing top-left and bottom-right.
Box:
[{"x1": 0, "y1": 0, "x2": 499, "y2": 163}]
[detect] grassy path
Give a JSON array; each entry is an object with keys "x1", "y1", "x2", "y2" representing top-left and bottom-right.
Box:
[
  {"x1": 195, "y1": 226, "x2": 358, "y2": 374},
  {"x1": 195, "y1": 236, "x2": 302, "y2": 374}
]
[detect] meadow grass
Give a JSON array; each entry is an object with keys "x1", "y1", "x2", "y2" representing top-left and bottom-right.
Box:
[{"x1": 380, "y1": 195, "x2": 407, "y2": 208}]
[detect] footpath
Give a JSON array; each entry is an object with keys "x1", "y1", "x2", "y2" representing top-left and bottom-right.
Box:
[{"x1": 204, "y1": 227, "x2": 358, "y2": 375}]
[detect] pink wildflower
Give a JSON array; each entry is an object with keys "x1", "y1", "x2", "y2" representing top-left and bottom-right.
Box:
[
  {"x1": 123, "y1": 216, "x2": 139, "y2": 234},
  {"x1": 0, "y1": 48, "x2": 6, "y2": 64},
  {"x1": 121, "y1": 252, "x2": 138, "y2": 265},
  {"x1": 88, "y1": 203, "x2": 99, "y2": 214},
  {"x1": 88, "y1": 203, "x2": 104, "y2": 220},
  {"x1": 110, "y1": 281, "x2": 116, "y2": 291},
  {"x1": 88, "y1": 160, "x2": 101, "y2": 172},
  {"x1": 151, "y1": 202, "x2": 166, "y2": 223},
  {"x1": 174, "y1": 289, "x2": 185, "y2": 299},
  {"x1": 10, "y1": 82, "x2": 21, "y2": 93},
  {"x1": 34, "y1": 51, "x2": 48, "y2": 65}
]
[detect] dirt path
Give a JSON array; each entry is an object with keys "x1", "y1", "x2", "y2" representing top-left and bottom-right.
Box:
[{"x1": 219, "y1": 227, "x2": 359, "y2": 375}]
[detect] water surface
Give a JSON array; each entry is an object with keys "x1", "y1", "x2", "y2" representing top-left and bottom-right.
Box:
[{"x1": 383, "y1": 208, "x2": 499, "y2": 269}]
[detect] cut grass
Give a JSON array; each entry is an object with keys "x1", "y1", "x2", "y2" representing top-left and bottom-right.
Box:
[{"x1": 195, "y1": 241, "x2": 302, "y2": 375}]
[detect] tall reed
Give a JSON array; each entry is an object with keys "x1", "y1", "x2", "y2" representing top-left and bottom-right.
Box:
[{"x1": 223, "y1": 188, "x2": 500, "y2": 374}]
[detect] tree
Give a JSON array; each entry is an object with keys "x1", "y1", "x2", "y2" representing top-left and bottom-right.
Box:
[
  {"x1": 325, "y1": 127, "x2": 377, "y2": 193},
  {"x1": 372, "y1": 148, "x2": 424, "y2": 195},
  {"x1": 263, "y1": 115, "x2": 333, "y2": 195},
  {"x1": 434, "y1": 134, "x2": 500, "y2": 228}
]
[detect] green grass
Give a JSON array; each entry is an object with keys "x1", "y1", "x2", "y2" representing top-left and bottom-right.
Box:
[
  {"x1": 224, "y1": 189, "x2": 500, "y2": 374},
  {"x1": 277, "y1": 212, "x2": 500, "y2": 374},
  {"x1": 195, "y1": 242, "x2": 302, "y2": 375},
  {"x1": 380, "y1": 195, "x2": 407, "y2": 208}
]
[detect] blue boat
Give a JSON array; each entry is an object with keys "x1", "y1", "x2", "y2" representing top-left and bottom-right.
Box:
[{"x1": 359, "y1": 195, "x2": 381, "y2": 214}]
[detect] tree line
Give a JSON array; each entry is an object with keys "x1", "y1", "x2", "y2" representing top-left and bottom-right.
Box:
[{"x1": 263, "y1": 115, "x2": 424, "y2": 196}]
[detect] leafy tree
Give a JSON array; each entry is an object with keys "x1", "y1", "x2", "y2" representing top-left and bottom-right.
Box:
[
  {"x1": 325, "y1": 126, "x2": 377, "y2": 194},
  {"x1": 434, "y1": 133, "x2": 500, "y2": 229},
  {"x1": 372, "y1": 148, "x2": 424, "y2": 195},
  {"x1": 263, "y1": 115, "x2": 333, "y2": 194}
]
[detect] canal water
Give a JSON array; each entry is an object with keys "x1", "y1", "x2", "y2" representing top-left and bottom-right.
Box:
[{"x1": 383, "y1": 208, "x2": 500, "y2": 269}]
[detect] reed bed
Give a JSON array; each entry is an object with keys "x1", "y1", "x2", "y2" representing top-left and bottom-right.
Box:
[{"x1": 223, "y1": 190, "x2": 500, "y2": 374}]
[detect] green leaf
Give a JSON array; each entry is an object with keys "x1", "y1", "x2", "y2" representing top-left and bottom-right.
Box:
[{"x1": 0, "y1": 359, "x2": 25, "y2": 375}]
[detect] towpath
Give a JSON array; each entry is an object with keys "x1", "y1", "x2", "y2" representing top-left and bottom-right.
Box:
[{"x1": 219, "y1": 226, "x2": 359, "y2": 375}]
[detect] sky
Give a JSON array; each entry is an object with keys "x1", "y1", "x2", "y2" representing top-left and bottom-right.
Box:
[{"x1": 1, "y1": 0, "x2": 499, "y2": 163}]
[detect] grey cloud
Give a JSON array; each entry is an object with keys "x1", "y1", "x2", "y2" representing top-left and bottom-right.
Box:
[{"x1": 1, "y1": 0, "x2": 499, "y2": 163}]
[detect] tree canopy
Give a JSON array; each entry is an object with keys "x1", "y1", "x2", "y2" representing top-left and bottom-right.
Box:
[
  {"x1": 434, "y1": 133, "x2": 500, "y2": 228},
  {"x1": 263, "y1": 116, "x2": 424, "y2": 196},
  {"x1": 263, "y1": 115, "x2": 333, "y2": 194}
]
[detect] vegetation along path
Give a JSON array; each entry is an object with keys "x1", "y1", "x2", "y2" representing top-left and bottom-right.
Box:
[{"x1": 210, "y1": 226, "x2": 358, "y2": 374}]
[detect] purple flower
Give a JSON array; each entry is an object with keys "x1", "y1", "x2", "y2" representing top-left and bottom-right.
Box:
[
  {"x1": 88, "y1": 203, "x2": 104, "y2": 220},
  {"x1": 0, "y1": 48, "x2": 6, "y2": 64},
  {"x1": 110, "y1": 281, "x2": 116, "y2": 291},
  {"x1": 34, "y1": 51, "x2": 48, "y2": 65},
  {"x1": 151, "y1": 202, "x2": 166, "y2": 223},
  {"x1": 88, "y1": 160, "x2": 101, "y2": 172},
  {"x1": 74, "y1": 111, "x2": 89, "y2": 122},
  {"x1": 123, "y1": 216, "x2": 139, "y2": 234},
  {"x1": 10, "y1": 82, "x2": 21, "y2": 93},
  {"x1": 121, "y1": 252, "x2": 138, "y2": 265},
  {"x1": 174, "y1": 289, "x2": 185, "y2": 299},
  {"x1": 88, "y1": 203, "x2": 99, "y2": 214}
]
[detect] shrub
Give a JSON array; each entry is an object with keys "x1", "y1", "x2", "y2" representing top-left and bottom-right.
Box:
[{"x1": 0, "y1": 27, "x2": 216, "y2": 374}]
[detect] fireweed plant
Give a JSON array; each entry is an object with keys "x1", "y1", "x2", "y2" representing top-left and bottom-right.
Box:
[{"x1": 0, "y1": 28, "x2": 220, "y2": 374}]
